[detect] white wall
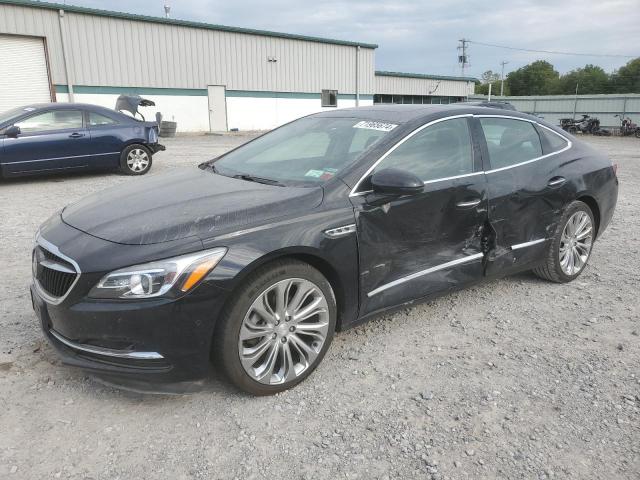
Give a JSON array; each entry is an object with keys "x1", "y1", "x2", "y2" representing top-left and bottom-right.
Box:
[
  {"x1": 56, "y1": 93, "x2": 373, "y2": 132},
  {"x1": 226, "y1": 97, "x2": 373, "y2": 131},
  {"x1": 56, "y1": 92, "x2": 209, "y2": 132}
]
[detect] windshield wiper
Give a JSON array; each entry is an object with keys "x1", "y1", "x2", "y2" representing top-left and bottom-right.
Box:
[{"x1": 233, "y1": 174, "x2": 285, "y2": 187}]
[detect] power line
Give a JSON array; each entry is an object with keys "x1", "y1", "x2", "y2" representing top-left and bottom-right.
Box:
[{"x1": 468, "y1": 40, "x2": 636, "y2": 59}]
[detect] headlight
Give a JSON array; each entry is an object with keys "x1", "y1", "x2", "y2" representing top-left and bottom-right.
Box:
[{"x1": 89, "y1": 247, "x2": 227, "y2": 299}]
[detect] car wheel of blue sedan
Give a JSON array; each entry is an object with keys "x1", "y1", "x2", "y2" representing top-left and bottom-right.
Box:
[
  {"x1": 214, "y1": 259, "x2": 337, "y2": 395},
  {"x1": 120, "y1": 144, "x2": 152, "y2": 175}
]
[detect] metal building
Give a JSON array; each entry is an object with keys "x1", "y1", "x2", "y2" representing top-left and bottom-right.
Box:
[
  {"x1": 0, "y1": 0, "x2": 475, "y2": 132},
  {"x1": 374, "y1": 71, "x2": 476, "y2": 104}
]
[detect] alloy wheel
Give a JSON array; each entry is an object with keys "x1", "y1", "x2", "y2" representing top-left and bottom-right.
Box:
[
  {"x1": 559, "y1": 211, "x2": 593, "y2": 276},
  {"x1": 238, "y1": 278, "x2": 330, "y2": 385},
  {"x1": 126, "y1": 149, "x2": 150, "y2": 172}
]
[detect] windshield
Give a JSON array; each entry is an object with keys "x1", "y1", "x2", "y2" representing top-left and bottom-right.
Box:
[
  {"x1": 0, "y1": 106, "x2": 36, "y2": 126},
  {"x1": 212, "y1": 117, "x2": 398, "y2": 186}
]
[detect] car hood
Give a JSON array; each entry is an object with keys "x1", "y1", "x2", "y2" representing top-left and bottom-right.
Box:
[{"x1": 62, "y1": 168, "x2": 324, "y2": 245}]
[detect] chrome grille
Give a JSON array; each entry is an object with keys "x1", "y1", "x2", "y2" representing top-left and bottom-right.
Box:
[{"x1": 33, "y1": 243, "x2": 78, "y2": 301}]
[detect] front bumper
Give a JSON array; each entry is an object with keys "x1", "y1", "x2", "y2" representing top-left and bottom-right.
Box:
[{"x1": 31, "y1": 277, "x2": 228, "y2": 391}]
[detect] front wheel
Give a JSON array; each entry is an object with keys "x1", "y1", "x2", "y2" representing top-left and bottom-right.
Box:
[
  {"x1": 635, "y1": 129, "x2": 640, "y2": 139},
  {"x1": 533, "y1": 200, "x2": 595, "y2": 283},
  {"x1": 119, "y1": 144, "x2": 152, "y2": 175},
  {"x1": 214, "y1": 259, "x2": 337, "y2": 395}
]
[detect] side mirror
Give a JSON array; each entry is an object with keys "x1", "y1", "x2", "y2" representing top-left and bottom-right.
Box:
[
  {"x1": 4, "y1": 125, "x2": 20, "y2": 138},
  {"x1": 370, "y1": 168, "x2": 423, "y2": 196}
]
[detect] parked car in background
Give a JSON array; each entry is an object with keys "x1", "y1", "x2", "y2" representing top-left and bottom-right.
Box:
[
  {"x1": 0, "y1": 103, "x2": 164, "y2": 178},
  {"x1": 31, "y1": 104, "x2": 618, "y2": 395}
]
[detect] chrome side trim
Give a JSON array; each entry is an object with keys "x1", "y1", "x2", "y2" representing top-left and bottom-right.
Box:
[
  {"x1": 511, "y1": 238, "x2": 547, "y2": 250},
  {"x1": 349, "y1": 114, "x2": 474, "y2": 197},
  {"x1": 367, "y1": 253, "x2": 484, "y2": 297},
  {"x1": 324, "y1": 224, "x2": 356, "y2": 238},
  {"x1": 49, "y1": 329, "x2": 164, "y2": 360},
  {"x1": 33, "y1": 235, "x2": 81, "y2": 306},
  {"x1": 1, "y1": 152, "x2": 120, "y2": 165}
]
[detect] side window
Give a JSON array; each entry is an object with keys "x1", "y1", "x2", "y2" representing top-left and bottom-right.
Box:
[
  {"x1": 539, "y1": 126, "x2": 569, "y2": 153},
  {"x1": 89, "y1": 112, "x2": 118, "y2": 127},
  {"x1": 373, "y1": 118, "x2": 474, "y2": 182},
  {"x1": 15, "y1": 110, "x2": 83, "y2": 133},
  {"x1": 479, "y1": 118, "x2": 542, "y2": 169}
]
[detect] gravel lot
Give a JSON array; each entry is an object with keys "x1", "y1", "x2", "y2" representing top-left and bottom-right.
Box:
[{"x1": 0, "y1": 134, "x2": 638, "y2": 480}]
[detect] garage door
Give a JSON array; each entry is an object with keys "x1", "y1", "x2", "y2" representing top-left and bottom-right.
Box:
[{"x1": 0, "y1": 35, "x2": 52, "y2": 113}]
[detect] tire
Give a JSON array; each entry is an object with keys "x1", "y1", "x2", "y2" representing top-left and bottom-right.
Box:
[
  {"x1": 214, "y1": 259, "x2": 337, "y2": 395},
  {"x1": 533, "y1": 200, "x2": 595, "y2": 283},
  {"x1": 119, "y1": 144, "x2": 152, "y2": 175},
  {"x1": 635, "y1": 130, "x2": 640, "y2": 139}
]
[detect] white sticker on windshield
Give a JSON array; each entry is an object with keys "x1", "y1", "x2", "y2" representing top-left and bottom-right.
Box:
[{"x1": 353, "y1": 121, "x2": 398, "y2": 132}]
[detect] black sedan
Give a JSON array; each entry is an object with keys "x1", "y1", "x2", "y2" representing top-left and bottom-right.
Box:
[
  {"x1": 0, "y1": 103, "x2": 164, "y2": 177},
  {"x1": 31, "y1": 104, "x2": 618, "y2": 395}
]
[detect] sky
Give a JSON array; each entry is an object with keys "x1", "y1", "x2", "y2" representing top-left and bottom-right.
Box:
[{"x1": 65, "y1": 0, "x2": 639, "y2": 79}]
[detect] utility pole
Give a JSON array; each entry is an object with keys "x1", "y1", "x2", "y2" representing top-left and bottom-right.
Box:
[
  {"x1": 458, "y1": 39, "x2": 469, "y2": 77},
  {"x1": 500, "y1": 60, "x2": 509, "y2": 97}
]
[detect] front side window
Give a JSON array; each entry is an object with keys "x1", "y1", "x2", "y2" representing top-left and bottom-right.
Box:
[
  {"x1": 372, "y1": 117, "x2": 474, "y2": 182},
  {"x1": 321, "y1": 90, "x2": 338, "y2": 107},
  {"x1": 15, "y1": 110, "x2": 83, "y2": 133},
  {"x1": 212, "y1": 117, "x2": 397, "y2": 186},
  {"x1": 89, "y1": 112, "x2": 118, "y2": 127},
  {"x1": 479, "y1": 118, "x2": 542, "y2": 169}
]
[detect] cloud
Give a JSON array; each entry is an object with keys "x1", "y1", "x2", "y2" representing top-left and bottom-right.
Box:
[{"x1": 67, "y1": 0, "x2": 640, "y2": 76}]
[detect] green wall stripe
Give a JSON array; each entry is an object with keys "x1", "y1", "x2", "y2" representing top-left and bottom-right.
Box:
[
  {"x1": 55, "y1": 85, "x2": 206, "y2": 96},
  {"x1": 55, "y1": 85, "x2": 374, "y2": 101}
]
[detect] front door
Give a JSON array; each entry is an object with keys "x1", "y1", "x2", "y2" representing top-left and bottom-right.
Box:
[
  {"x1": 208, "y1": 85, "x2": 228, "y2": 132},
  {"x1": 2, "y1": 109, "x2": 91, "y2": 175},
  {"x1": 351, "y1": 116, "x2": 488, "y2": 316}
]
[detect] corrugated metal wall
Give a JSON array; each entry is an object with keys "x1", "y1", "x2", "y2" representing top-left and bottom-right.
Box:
[
  {"x1": 470, "y1": 94, "x2": 640, "y2": 128},
  {"x1": 375, "y1": 74, "x2": 474, "y2": 97},
  {"x1": 0, "y1": 3, "x2": 375, "y2": 94}
]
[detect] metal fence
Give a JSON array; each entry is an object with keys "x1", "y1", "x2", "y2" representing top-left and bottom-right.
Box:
[{"x1": 469, "y1": 93, "x2": 640, "y2": 131}]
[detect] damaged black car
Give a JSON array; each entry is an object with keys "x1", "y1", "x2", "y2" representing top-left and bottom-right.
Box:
[{"x1": 31, "y1": 104, "x2": 618, "y2": 395}]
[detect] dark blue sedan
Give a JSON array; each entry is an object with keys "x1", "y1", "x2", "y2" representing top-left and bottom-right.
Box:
[{"x1": 0, "y1": 103, "x2": 164, "y2": 178}]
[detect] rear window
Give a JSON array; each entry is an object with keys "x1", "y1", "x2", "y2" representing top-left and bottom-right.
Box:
[
  {"x1": 539, "y1": 126, "x2": 569, "y2": 153},
  {"x1": 479, "y1": 118, "x2": 542, "y2": 170}
]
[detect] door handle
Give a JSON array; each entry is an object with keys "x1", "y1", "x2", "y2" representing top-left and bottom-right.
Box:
[
  {"x1": 548, "y1": 176, "x2": 566, "y2": 187},
  {"x1": 69, "y1": 132, "x2": 85, "y2": 138},
  {"x1": 456, "y1": 198, "x2": 481, "y2": 208}
]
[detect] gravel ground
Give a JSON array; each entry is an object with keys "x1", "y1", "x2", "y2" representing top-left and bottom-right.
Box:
[{"x1": 0, "y1": 134, "x2": 638, "y2": 480}]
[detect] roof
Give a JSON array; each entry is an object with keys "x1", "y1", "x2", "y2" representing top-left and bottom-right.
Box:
[
  {"x1": 0, "y1": 0, "x2": 378, "y2": 49},
  {"x1": 376, "y1": 70, "x2": 478, "y2": 83},
  {"x1": 315, "y1": 104, "x2": 534, "y2": 124}
]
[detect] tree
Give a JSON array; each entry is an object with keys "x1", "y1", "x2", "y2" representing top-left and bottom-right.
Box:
[
  {"x1": 476, "y1": 70, "x2": 508, "y2": 96},
  {"x1": 506, "y1": 60, "x2": 560, "y2": 95},
  {"x1": 555, "y1": 64, "x2": 609, "y2": 94},
  {"x1": 609, "y1": 58, "x2": 640, "y2": 93}
]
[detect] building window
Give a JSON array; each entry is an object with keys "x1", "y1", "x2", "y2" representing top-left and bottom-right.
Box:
[{"x1": 321, "y1": 90, "x2": 338, "y2": 107}]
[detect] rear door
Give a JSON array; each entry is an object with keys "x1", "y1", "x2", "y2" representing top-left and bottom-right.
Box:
[
  {"x1": 477, "y1": 115, "x2": 568, "y2": 275},
  {"x1": 2, "y1": 109, "x2": 91, "y2": 175},
  {"x1": 86, "y1": 110, "x2": 126, "y2": 168},
  {"x1": 351, "y1": 116, "x2": 488, "y2": 315}
]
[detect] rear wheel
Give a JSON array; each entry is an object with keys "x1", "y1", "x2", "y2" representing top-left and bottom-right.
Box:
[
  {"x1": 533, "y1": 200, "x2": 595, "y2": 283},
  {"x1": 214, "y1": 259, "x2": 336, "y2": 395},
  {"x1": 120, "y1": 144, "x2": 152, "y2": 175}
]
